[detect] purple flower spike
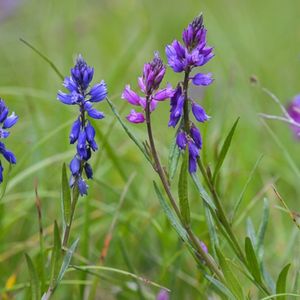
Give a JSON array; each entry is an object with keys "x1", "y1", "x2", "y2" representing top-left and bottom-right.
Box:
[
  {"x1": 287, "y1": 95, "x2": 300, "y2": 139},
  {"x1": 190, "y1": 125, "x2": 202, "y2": 149},
  {"x1": 166, "y1": 15, "x2": 214, "y2": 73},
  {"x1": 122, "y1": 52, "x2": 174, "y2": 124},
  {"x1": 58, "y1": 55, "x2": 107, "y2": 195},
  {"x1": 0, "y1": 99, "x2": 18, "y2": 182},
  {"x1": 192, "y1": 102, "x2": 209, "y2": 123}
]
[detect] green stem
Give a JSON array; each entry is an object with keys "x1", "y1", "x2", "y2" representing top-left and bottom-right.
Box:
[{"x1": 145, "y1": 96, "x2": 224, "y2": 282}]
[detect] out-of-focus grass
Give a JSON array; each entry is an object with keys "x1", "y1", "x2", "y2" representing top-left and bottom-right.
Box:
[{"x1": 0, "y1": 0, "x2": 300, "y2": 298}]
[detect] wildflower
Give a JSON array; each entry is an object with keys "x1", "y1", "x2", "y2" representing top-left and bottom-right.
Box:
[
  {"x1": 122, "y1": 52, "x2": 174, "y2": 123},
  {"x1": 156, "y1": 290, "x2": 169, "y2": 300},
  {"x1": 58, "y1": 55, "x2": 107, "y2": 195},
  {"x1": 166, "y1": 14, "x2": 213, "y2": 173},
  {"x1": 0, "y1": 99, "x2": 18, "y2": 182},
  {"x1": 287, "y1": 94, "x2": 300, "y2": 139}
]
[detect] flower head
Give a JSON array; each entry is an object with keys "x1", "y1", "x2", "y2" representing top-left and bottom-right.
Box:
[
  {"x1": 0, "y1": 99, "x2": 18, "y2": 182},
  {"x1": 166, "y1": 14, "x2": 213, "y2": 173},
  {"x1": 58, "y1": 55, "x2": 107, "y2": 195},
  {"x1": 122, "y1": 52, "x2": 174, "y2": 124},
  {"x1": 166, "y1": 15, "x2": 214, "y2": 73},
  {"x1": 287, "y1": 94, "x2": 300, "y2": 139}
]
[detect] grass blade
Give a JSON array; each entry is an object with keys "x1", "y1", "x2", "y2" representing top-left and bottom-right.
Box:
[
  {"x1": 213, "y1": 117, "x2": 239, "y2": 184},
  {"x1": 245, "y1": 237, "x2": 262, "y2": 284},
  {"x1": 168, "y1": 136, "x2": 180, "y2": 181},
  {"x1": 25, "y1": 254, "x2": 41, "y2": 300},
  {"x1": 19, "y1": 38, "x2": 64, "y2": 80},
  {"x1": 106, "y1": 97, "x2": 151, "y2": 164},
  {"x1": 276, "y1": 264, "x2": 291, "y2": 300}
]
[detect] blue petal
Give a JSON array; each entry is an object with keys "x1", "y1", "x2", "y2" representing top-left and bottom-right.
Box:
[
  {"x1": 69, "y1": 118, "x2": 81, "y2": 144},
  {"x1": 78, "y1": 177, "x2": 88, "y2": 196},
  {"x1": 192, "y1": 102, "x2": 209, "y2": 122},
  {"x1": 0, "y1": 162, "x2": 3, "y2": 183},
  {"x1": 3, "y1": 112, "x2": 18, "y2": 129},
  {"x1": 87, "y1": 108, "x2": 105, "y2": 119},
  {"x1": 70, "y1": 156, "x2": 81, "y2": 175},
  {"x1": 89, "y1": 80, "x2": 107, "y2": 102},
  {"x1": 84, "y1": 163, "x2": 93, "y2": 179}
]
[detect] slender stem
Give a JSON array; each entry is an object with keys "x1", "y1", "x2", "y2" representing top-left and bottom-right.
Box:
[
  {"x1": 144, "y1": 96, "x2": 224, "y2": 282},
  {"x1": 62, "y1": 186, "x2": 79, "y2": 248},
  {"x1": 197, "y1": 157, "x2": 271, "y2": 295}
]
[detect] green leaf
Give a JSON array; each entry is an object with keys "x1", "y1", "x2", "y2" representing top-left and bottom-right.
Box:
[
  {"x1": 25, "y1": 254, "x2": 41, "y2": 300},
  {"x1": 245, "y1": 237, "x2": 262, "y2": 284},
  {"x1": 257, "y1": 198, "x2": 269, "y2": 254},
  {"x1": 168, "y1": 136, "x2": 180, "y2": 181},
  {"x1": 246, "y1": 218, "x2": 257, "y2": 249},
  {"x1": 205, "y1": 274, "x2": 236, "y2": 300},
  {"x1": 106, "y1": 97, "x2": 151, "y2": 164},
  {"x1": 191, "y1": 173, "x2": 216, "y2": 210},
  {"x1": 50, "y1": 221, "x2": 62, "y2": 287},
  {"x1": 231, "y1": 155, "x2": 263, "y2": 221},
  {"x1": 57, "y1": 238, "x2": 79, "y2": 283},
  {"x1": 61, "y1": 163, "x2": 71, "y2": 226},
  {"x1": 178, "y1": 151, "x2": 190, "y2": 225},
  {"x1": 213, "y1": 117, "x2": 239, "y2": 183},
  {"x1": 153, "y1": 181, "x2": 189, "y2": 244},
  {"x1": 216, "y1": 248, "x2": 244, "y2": 299},
  {"x1": 276, "y1": 264, "x2": 291, "y2": 300}
]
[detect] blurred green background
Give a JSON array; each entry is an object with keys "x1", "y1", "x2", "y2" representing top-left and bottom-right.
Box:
[{"x1": 0, "y1": 0, "x2": 300, "y2": 299}]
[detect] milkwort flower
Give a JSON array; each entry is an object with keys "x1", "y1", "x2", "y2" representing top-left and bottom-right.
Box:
[
  {"x1": 166, "y1": 14, "x2": 214, "y2": 173},
  {"x1": 287, "y1": 94, "x2": 300, "y2": 139},
  {"x1": 121, "y1": 52, "x2": 174, "y2": 123},
  {"x1": 58, "y1": 55, "x2": 107, "y2": 195},
  {"x1": 0, "y1": 98, "x2": 18, "y2": 182}
]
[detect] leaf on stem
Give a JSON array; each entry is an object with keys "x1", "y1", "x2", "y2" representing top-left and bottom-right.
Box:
[
  {"x1": 25, "y1": 254, "x2": 41, "y2": 300},
  {"x1": 61, "y1": 163, "x2": 71, "y2": 226},
  {"x1": 213, "y1": 118, "x2": 239, "y2": 184},
  {"x1": 245, "y1": 237, "x2": 262, "y2": 284},
  {"x1": 216, "y1": 248, "x2": 244, "y2": 299},
  {"x1": 178, "y1": 151, "x2": 190, "y2": 225},
  {"x1": 276, "y1": 264, "x2": 291, "y2": 300}
]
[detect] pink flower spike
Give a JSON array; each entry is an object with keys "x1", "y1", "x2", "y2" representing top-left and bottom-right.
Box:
[
  {"x1": 126, "y1": 109, "x2": 145, "y2": 123},
  {"x1": 121, "y1": 85, "x2": 143, "y2": 106}
]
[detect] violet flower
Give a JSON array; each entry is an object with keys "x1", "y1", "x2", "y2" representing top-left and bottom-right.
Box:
[
  {"x1": 166, "y1": 15, "x2": 213, "y2": 173},
  {"x1": 122, "y1": 52, "x2": 174, "y2": 123},
  {"x1": 0, "y1": 98, "x2": 18, "y2": 182},
  {"x1": 287, "y1": 94, "x2": 300, "y2": 139},
  {"x1": 58, "y1": 55, "x2": 107, "y2": 195}
]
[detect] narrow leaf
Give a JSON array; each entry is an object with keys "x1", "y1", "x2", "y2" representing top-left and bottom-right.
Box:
[
  {"x1": 50, "y1": 221, "x2": 62, "y2": 287},
  {"x1": 257, "y1": 198, "x2": 269, "y2": 254},
  {"x1": 168, "y1": 136, "x2": 180, "y2": 180},
  {"x1": 61, "y1": 163, "x2": 71, "y2": 226},
  {"x1": 216, "y1": 248, "x2": 244, "y2": 299},
  {"x1": 153, "y1": 181, "x2": 189, "y2": 243},
  {"x1": 276, "y1": 264, "x2": 291, "y2": 300},
  {"x1": 205, "y1": 274, "x2": 236, "y2": 300},
  {"x1": 231, "y1": 155, "x2": 263, "y2": 221},
  {"x1": 178, "y1": 151, "x2": 190, "y2": 225},
  {"x1": 245, "y1": 237, "x2": 262, "y2": 284},
  {"x1": 57, "y1": 238, "x2": 79, "y2": 283},
  {"x1": 20, "y1": 38, "x2": 64, "y2": 80},
  {"x1": 191, "y1": 173, "x2": 216, "y2": 210},
  {"x1": 246, "y1": 218, "x2": 257, "y2": 249},
  {"x1": 106, "y1": 97, "x2": 151, "y2": 163},
  {"x1": 25, "y1": 254, "x2": 41, "y2": 300},
  {"x1": 213, "y1": 117, "x2": 239, "y2": 183}
]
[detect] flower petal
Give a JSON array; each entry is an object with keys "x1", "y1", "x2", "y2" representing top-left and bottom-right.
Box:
[
  {"x1": 121, "y1": 85, "x2": 143, "y2": 106},
  {"x1": 126, "y1": 110, "x2": 145, "y2": 123},
  {"x1": 192, "y1": 73, "x2": 213, "y2": 86},
  {"x1": 89, "y1": 80, "x2": 107, "y2": 102},
  {"x1": 192, "y1": 102, "x2": 209, "y2": 122}
]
